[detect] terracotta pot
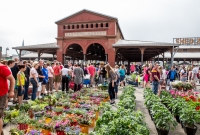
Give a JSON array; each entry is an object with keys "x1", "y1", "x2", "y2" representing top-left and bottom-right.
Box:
[
  {"x1": 89, "y1": 118, "x2": 95, "y2": 127},
  {"x1": 41, "y1": 129, "x2": 51, "y2": 135},
  {"x1": 80, "y1": 124, "x2": 89, "y2": 134},
  {"x1": 56, "y1": 112, "x2": 62, "y2": 115},
  {"x1": 56, "y1": 130, "x2": 66, "y2": 135},
  {"x1": 95, "y1": 111, "x2": 99, "y2": 120}
]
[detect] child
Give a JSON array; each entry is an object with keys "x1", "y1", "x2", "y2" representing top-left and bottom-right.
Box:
[{"x1": 136, "y1": 74, "x2": 141, "y2": 88}]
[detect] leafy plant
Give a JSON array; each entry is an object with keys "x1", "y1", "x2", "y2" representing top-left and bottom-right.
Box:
[{"x1": 179, "y1": 107, "x2": 196, "y2": 128}]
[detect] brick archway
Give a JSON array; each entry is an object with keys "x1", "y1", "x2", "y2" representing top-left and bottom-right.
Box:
[{"x1": 65, "y1": 43, "x2": 84, "y2": 62}]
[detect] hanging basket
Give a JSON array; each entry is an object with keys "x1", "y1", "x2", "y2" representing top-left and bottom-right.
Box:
[
  {"x1": 56, "y1": 130, "x2": 66, "y2": 135},
  {"x1": 41, "y1": 129, "x2": 51, "y2": 135},
  {"x1": 80, "y1": 124, "x2": 89, "y2": 134}
]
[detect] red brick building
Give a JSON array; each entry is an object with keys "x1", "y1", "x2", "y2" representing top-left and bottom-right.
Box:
[{"x1": 55, "y1": 9, "x2": 124, "y2": 67}]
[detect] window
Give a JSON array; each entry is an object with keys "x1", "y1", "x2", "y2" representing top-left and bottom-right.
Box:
[
  {"x1": 63, "y1": 26, "x2": 66, "y2": 29},
  {"x1": 106, "y1": 23, "x2": 109, "y2": 27},
  {"x1": 101, "y1": 23, "x2": 103, "y2": 27},
  {"x1": 86, "y1": 24, "x2": 88, "y2": 28},
  {"x1": 68, "y1": 25, "x2": 70, "y2": 29},
  {"x1": 91, "y1": 24, "x2": 93, "y2": 28},
  {"x1": 96, "y1": 23, "x2": 98, "y2": 28},
  {"x1": 72, "y1": 25, "x2": 74, "y2": 29},
  {"x1": 183, "y1": 49, "x2": 187, "y2": 52},
  {"x1": 77, "y1": 24, "x2": 79, "y2": 29},
  {"x1": 81, "y1": 24, "x2": 84, "y2": 28}
]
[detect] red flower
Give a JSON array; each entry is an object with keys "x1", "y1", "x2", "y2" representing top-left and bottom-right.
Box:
[{"x1": 196, "y1": 106, "x2": 200, "y2": 111}]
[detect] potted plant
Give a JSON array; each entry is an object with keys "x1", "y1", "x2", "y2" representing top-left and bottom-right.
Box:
[
  {"x1": 11, "y1": 113, "x2": 30, "y2": 131},
  {"x1": 54, "y1": 119, "x2": 70, "y2": 135},
  {"x1": 9, "y1": 128, "x2": 25, "y2": 135},
  {"x1": 78, "y1": 115, "x2": 92, "y2": 134},
  {"x1": 38, "y1": 119, "x2": 53, "y2": 135},
  {"x1": 54, "y1": 107, "x2": 63, "y2": 115},
  {"x1": 62, "y1": 102, "x2": 70, "y2": 109},
  {"x1": 65, "y1": 126, "x2": 80, "y2": 135},
  {"x1": 179, "y1": 107, "x2": 198, "y2": 135},
  {"x1": 26, "y1": 130, "x2": 40, "y2": 135},
  {"x1": 44, "y1": 112, "x2": 55, "y2": 123}
]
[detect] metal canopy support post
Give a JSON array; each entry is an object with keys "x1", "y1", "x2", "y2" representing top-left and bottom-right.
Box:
[
  {"x1": 19, "y1": 50, "x2": 22, "y2": 60},
  {"x1": 162, "y1": 53, "x2": 165, "y2": 67},
  {"x1": 83, "y1": 54, "x2": 86, "y2": 65},
  {"x1": 53, "y1": 54, "x2": 55, "y2": 61},
  {"x1": 37, "y1": 50, "x2": 41, "y2": 61},
  {"x1": 139, "y1": 47, "x2": 145, "y2": 65},
  {"x1": 63, "y1": 54, "x2": 66, "y2": 65}
]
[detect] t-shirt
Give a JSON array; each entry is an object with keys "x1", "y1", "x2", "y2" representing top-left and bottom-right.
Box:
[
  {"x1": 88, "y1": 65, "x2": 96, "y2": 77},
  {"x1": 192, "y1": 67, "x2": 198, "y2": 79},
  {"x1": 62, "y1": 68, "x2": 69, "y2": 76},
  {"x1": 30, "y1": 68, "x2": 38, "y2": 78},
  {"x1": 119, "y1": 69, "x2": 126, "y2": 77},
  {"x1": 53, "y1": 66, "x2": 61, "y2": 75},
  {"x1": 0, "y1": 64, "x2": 11, "y2": 96},
  {"x1": 130, "y1": 65, "x2": 135, "y2": 72},
  {"x1": 36, "y1": 66, "x2": 44, "y2": 82},
  {"x1": 47, "y1": 66, "x2": 54, "y2": 78},
  {"x1": 151, "y1": 68, "x2": 159, "y2": 81},
  {"x1": 42, "y1": 68, "x2": 48, "y2": 83},
  {"x1": 11, "y1": 63, "x2": 19, "y2": 80}
]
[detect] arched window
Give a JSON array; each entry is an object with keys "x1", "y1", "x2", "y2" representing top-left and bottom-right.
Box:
[
  {"x1": 81, "y1": 24, "x2": 84, "y2": 28},
  {"x1": 96, "y1": 23, "x2": 98, "y2": 28},
  {"x1": 72, "y1": 25, "x2": 74, "y2": 29},
  {"x1": 91, "y1": 24, "x2": 93, "y2": 28},
  {"x1": 68, "y1": 25, "x2": 70, "y2": 29},
  {"x1": 63, "y1": 26, "x2": 66, "y2": 29},
  {"x1": 77, "y1": 24, "x2": 79, "y2": 29},
  {"x1": 86, "y1": 24, "x2": 88, "y2": 28},
  {"x1": 106, "y1": 23, "x2": 109, "y2": 27},
  {"x1": 101, "y1": 23, "x2": 103, "y2": 27}
]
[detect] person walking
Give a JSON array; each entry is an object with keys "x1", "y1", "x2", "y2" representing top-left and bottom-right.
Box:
[
  {"x1": 88, "y1": 63, "x2": 96, "y2": 87},
  {"x1": 0, "y1": 63, "x2": 15, "y2": 135},
  {"x1": 98, "y1": 62, "x2": 107, "y2": 84},
  {"x1": 192, "y1": 64, "x2": 199, "y2": 90},
  {"x1": 23, "y1": 61, "x2": 30, "y2": 100},
  {"x1": 41, "y1": 63, "x2": 48, "y2": 96},
  {"x1": 73, "y1": 64, "x2": 84, "y2": 92},
  {"x1": 16, "y1": 65, "x2": 26, "y2": 105},
  {"x1": 30, "y1": 62, "x2": 39, "y2": 100},
  {"x1": 46, "y1": 63, "x2": 54, "y2": 94},
  {"x1": 130, "y1": 63, "x2": 135, "y2": 73},
  {"x1": 61, "y1": 65, "x2": 70, "y2": 93},
  {"x1": 151, "y1": 62, "x2": 160, "y2": 95},
  {"x1": 105, "y1": 64, "x2": 116, "y2": 104},
  {"x1": 119, "y1": 64, "x2": 126, "y2": 88},
  {"x1": 53, "y1": 62, "x2": 62, "y2": 92},
  {"x1": 11, "y1": 58, "x2": 19, "y2": 104},
  {"x1": 36, "y1": 60, "x2": 45, "y2": 98},
  {"x1": 180, "y1": 67, "x2": 187, "y2": 82}
]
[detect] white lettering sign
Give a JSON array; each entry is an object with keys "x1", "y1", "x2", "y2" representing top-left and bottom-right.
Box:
[{"x1": 65, "y1": 31, "x2": 106, "y2": 37}]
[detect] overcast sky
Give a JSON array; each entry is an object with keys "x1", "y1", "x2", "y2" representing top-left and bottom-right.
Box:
[{"x1": 1, "y1": 0, "x2": 200, "y2": 55}]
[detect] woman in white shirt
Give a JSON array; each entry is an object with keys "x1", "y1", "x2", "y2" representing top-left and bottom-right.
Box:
[
  {"x1": 61, "y1": 65, "x2": 71, "y2": 93},
  {"x1": 30, "y1": 62, "x2": 39, "y2": 100}
]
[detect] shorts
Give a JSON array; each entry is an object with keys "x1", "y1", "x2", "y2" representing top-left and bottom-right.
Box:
[
  {"x1": 17, "y1": 86, "x2": 25, "y2": 96},
  {"x1": 42, "y1": 80, "x2": 47, "y2": 85},
  {"x1": 0, "y1": 94, "x2": 7, "y2": 118},
  {"x1": 54, "y1": 75, "x2": 61, "y2": 82},
  {"x1": 120, "y1": 76, "x2": 125, "y2": 82}
]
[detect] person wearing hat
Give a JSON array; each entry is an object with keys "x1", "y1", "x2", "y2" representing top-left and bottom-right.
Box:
[{"x1": 30, "y1": 62, "x2": 39, "y2": 100}]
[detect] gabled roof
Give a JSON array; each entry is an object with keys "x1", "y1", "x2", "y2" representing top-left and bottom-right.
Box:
[
  {"x1": 12, "y1": 43, "x2": 59, "y2": 50},
  {"x1": 113, "y1": 39, "x2": 177, "y2": 47},
  {"x1": 55, "y1": 9, "x2": 117, "y2": 24}
]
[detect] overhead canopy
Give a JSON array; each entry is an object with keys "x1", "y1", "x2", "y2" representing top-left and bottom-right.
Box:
[{"x1": 113, "y1": 40, "x2": 179, "y2": 62}]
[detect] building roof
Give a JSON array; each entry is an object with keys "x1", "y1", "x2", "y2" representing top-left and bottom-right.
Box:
[
  {"x1": 178, "y1": 45, "x2": 200, "y2": 49},
  {"x1": 113, "y1": 40, "x2": 177, "y2": 47},
  {"x1": 12, "y1": 43, "x2": 59, "y2": 50},
  {"x1": 161, "y1": 52, "x2": 200, "y2": 59},
  {"x1": 21, "y1": 52, "x2": 56, "y2": 58},
  {"x1": 55, "y1": 9, "x2": 117, "y2": 24},
  {"x1": 55, "y1": 9, "x2": 124, "y2": 39}
]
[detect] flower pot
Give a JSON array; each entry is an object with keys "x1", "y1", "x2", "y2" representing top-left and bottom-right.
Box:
[
  {"x1": 156, "y1": 128, "x2": 169, "y2": 135},
  {"x1": 18, "y1": 123, "x2": 28, "y2": 130},
  {"x1": 95, "y1": 111, "x2": 99, "y2": 120},
  {"x1": 175, "y1": 115, "x2": 180, "y2": 123},
  {"x1": 56, "y1": 130, "x2": 66, "y2": 135},
  {"x1": 80, "y1": 124, "x2": 89, "y2": 134},
  {"x1": 45, "y1": 118, "x2": 52, "y2": 124},
  {"x1": 56, "y1": 112, "x2": 62, "y2": 115},
  {"x1": 183, "y1": 124, "x2": 197, "y2": 135},
  {"x1": 64, "y1": 106, "x2": 70, "y2": 109},
  {"x1": 89, "y1": 118, "x2": 95, "y2": 127},
  {"x1": 41, "y1": 129, "x2": 51, "y2": 135}
]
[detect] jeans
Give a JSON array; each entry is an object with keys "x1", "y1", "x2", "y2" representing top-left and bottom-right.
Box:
[
  {"x1": 108, "y1": 82, "x2": 116, "y2": 100},
  {"x1": 114, "y1": 84, "x2": 118, "y2": 93},
  {"x1": 30, "y1": 78, "x2": 38, "y2": 100},
  {"x1": 24, "y1": 78, "x2": 29, "y2": 100},
  {"x1": 152, "y1": 81, "x2": 159, "y2": 94},
  {"x1": 62, "y1": 76, "x2": 69, "y2": 92}
]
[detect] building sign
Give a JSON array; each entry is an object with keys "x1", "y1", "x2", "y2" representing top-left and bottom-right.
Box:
[
  {"x1": 65, "y1": 31, "x2": 106, "y2": 37},
  {"x1": 174, "y1": 37, "x2": 200, "y2": 45}
]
